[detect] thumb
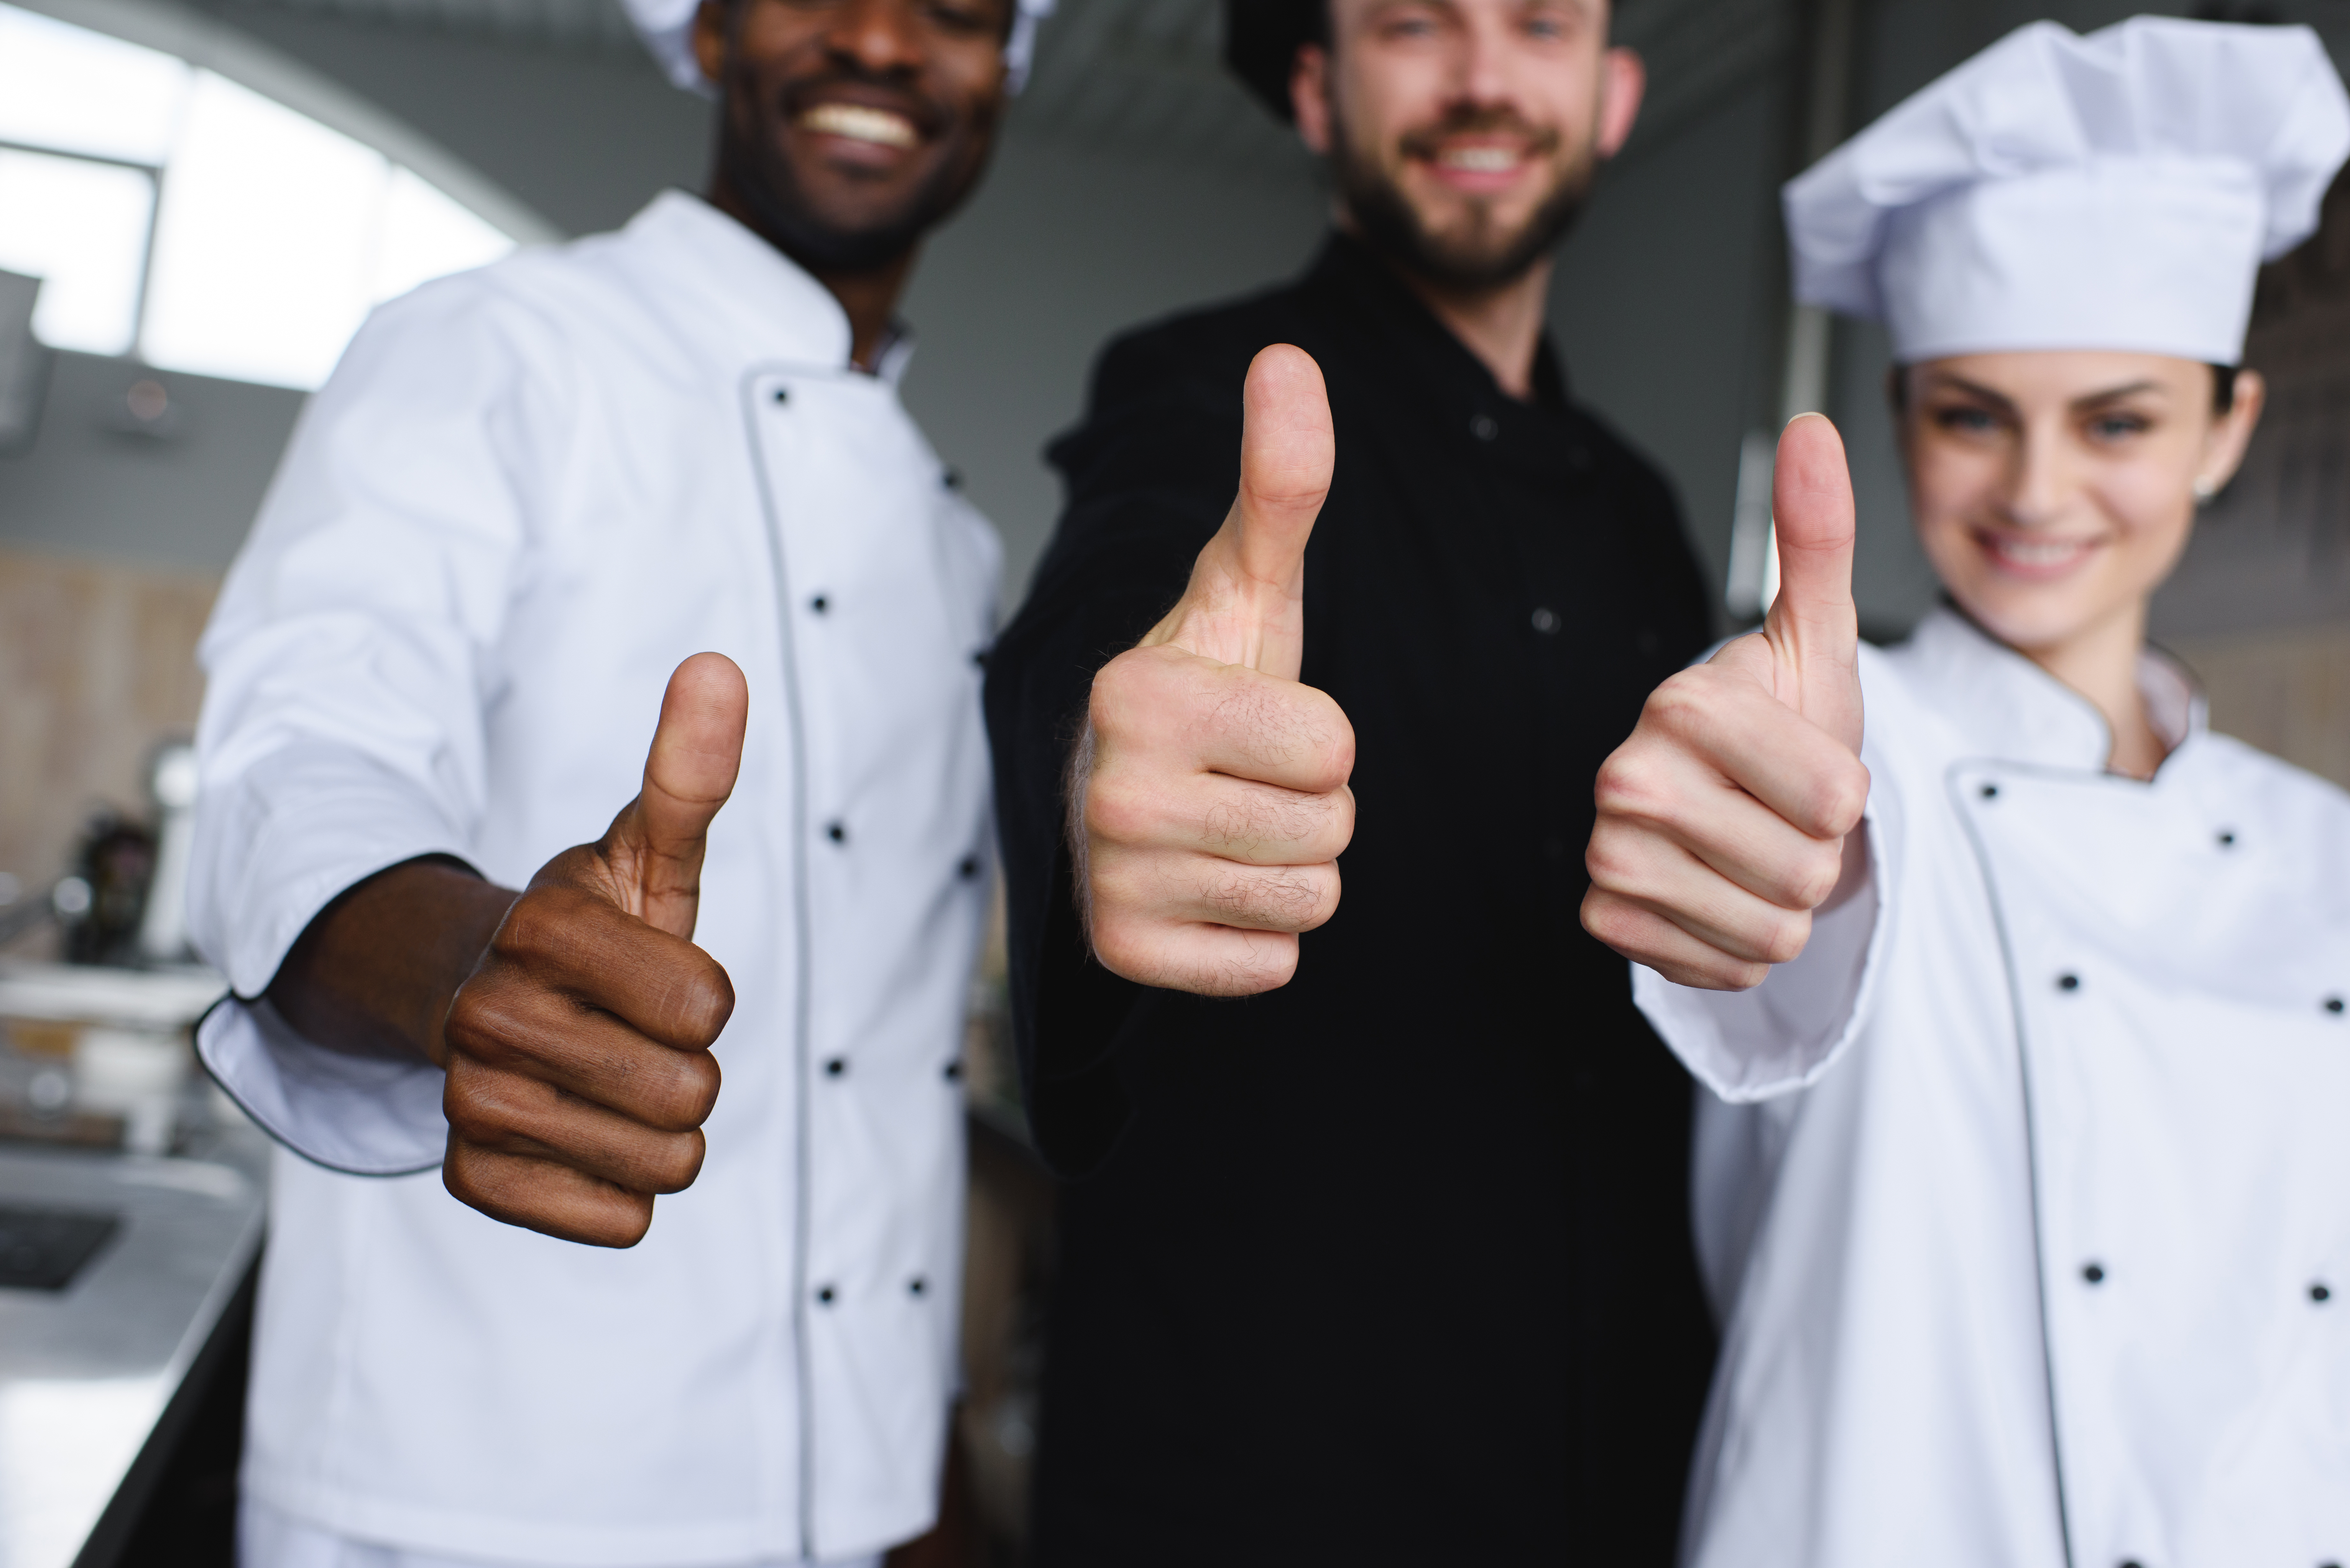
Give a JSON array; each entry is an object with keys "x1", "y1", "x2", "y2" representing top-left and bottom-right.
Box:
[
  {"x1": 1142, "y1": 344, "x2": 1334, "y2": 679},
  {"x1": 1763, "y1": 413, "x2": 1863, "y2": 752},
  {"x1": 608, "y1": 652, "x2": 748, "y2": 939}
]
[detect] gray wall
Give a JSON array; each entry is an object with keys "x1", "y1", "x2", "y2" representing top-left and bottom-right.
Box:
[
  {"x1": 1551, "y1": 65, "x2": 1796, "y2": 618},
  {"x1": 0, "y1": 351, "x2": 303, "y2": 570}
]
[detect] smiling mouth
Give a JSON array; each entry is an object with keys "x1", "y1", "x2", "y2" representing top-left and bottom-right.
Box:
[
  {"x1": 1979, "y1": 531, "x2": 2100, "y2": 571},
  {"x1": 799, "y1": 103, "x2": 919, "y2": 150},
  {"x1": 1437, "y1": 145, "x2": 1525, "y2": 173}
]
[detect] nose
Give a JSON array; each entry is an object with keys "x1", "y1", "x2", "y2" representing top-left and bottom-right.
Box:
[
  {"x1": 1998, "y1": 425, "x2": 2073, "y2": 528},
  {"x1": 1451, "y1": 6, "x2": 1515, "y2": 107},
  {"x1": 822, "y1": 0, "x2": 923, "y2": 76}
]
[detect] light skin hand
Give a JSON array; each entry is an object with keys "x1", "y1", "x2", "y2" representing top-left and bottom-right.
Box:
[
  {"x1": 1074, "y1": 345, "x2": 1358, "y2": 997},
  {"x1": 1581, "y1": 414, "x2": 1871, "y2": 990},
  {"x1": 268, "y1": 654, "x2": 750, "y2": 1247}
]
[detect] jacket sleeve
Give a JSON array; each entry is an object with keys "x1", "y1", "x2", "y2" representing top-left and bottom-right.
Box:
[
  {"x1": 188, "y1": 277, "x2": 572, "y2": 1175},
  {"x1": 1629, "y1": 672, "x2": 1900, "y2": 1102},
  {"x1": 982, "y1": 325, "x2": 1247, "y2": 1176}
]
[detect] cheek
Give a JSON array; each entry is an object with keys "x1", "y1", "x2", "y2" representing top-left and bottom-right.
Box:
[
  {"x1": 1906, "y1": 448, "x2": 1991, "y2": 555},
  {"x1": 2090, "y1": 475, "x2": 2196, "y2": 579}
]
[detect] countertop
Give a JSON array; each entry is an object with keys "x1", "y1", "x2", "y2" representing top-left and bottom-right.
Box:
[{"x1": 0, "y1": 959, "x2": 264, "y2": 1568}]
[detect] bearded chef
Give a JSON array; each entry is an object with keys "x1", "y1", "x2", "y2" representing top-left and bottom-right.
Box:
[
  {"x1": 1581, "y1": 17, "x2": 2350, "y2": 1568},
  {"x1": 186, "y1": 1, "x2": 1050, "y2": 1565}
]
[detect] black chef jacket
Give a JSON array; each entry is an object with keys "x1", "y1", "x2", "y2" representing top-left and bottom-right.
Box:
[{"x1": 983, "y1": 232, "x2": 1718, "y2": 1566}]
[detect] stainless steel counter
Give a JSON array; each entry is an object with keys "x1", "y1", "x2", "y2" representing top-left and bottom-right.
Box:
[
  {"x1": 0, "y1": 1129, "x2": 268, "y2": 1568},
  {"x1": 0, "y1": 1004, "x2": 267, "y2": 1568}
]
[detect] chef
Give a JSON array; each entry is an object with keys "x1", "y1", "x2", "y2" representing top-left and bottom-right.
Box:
[
  {"x1": 984, "y1": 0, "x2": 1717, "y2": 1559},
  {"x1": 1581, "y1": 18, "x2": 2350, "y2": 1567},
  {"x1": 186, "y1": 0, "x2": 1050, "y2": 1564}
]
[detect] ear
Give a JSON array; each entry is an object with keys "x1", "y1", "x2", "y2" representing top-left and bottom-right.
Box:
[
  {"x1": 2199, "y1": 367, "x2": 2267, "y2": 494},
  {"x1": 1292, "y1": 43, "x2": 1334, "y2": 156},
  {"x1": 691, "y1": 0, "x2": 728, "y2": 87},
  {"x1": 1595, "y1": 47, "x2": 1645, "y2": 159}
]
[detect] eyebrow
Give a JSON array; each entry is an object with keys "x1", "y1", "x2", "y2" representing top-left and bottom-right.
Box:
[{"x1": 1924, "y1": 374, "x2": 2168, "y2": 415}]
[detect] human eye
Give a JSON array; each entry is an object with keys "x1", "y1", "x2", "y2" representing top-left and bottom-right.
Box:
[
  {"x1": 1931, "y1": 404, "x2": 2001, "y2": 437},
  {"x1": 1523, "y1": 4, "x2": 1579, "y2": 40},
  {"x1": 2085, "y1": 410, "x2": 2152, "y2": 444},
  {"x1": 925, "y1": 0, "x2": 994, "y2": 35},
  {"x1": 1375, "y1": 4, "x2": 1444, "y2": 41}
]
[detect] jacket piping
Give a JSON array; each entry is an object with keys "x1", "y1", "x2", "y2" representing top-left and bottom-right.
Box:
[{"x1": 741, "y1": 364, "x2": 821, "y2": 1560}]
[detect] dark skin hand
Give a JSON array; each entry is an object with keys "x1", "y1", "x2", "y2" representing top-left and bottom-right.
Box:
[
  {"x1": 268, "y1": 655, "x2": 750, "y2": 1248},
  {"x1": 694, "y1": 0, "x2": 1014, "y2": 369}
]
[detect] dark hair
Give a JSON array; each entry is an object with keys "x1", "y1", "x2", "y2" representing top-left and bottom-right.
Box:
[
  {"x1": 1887, "y1": 362, "x2": 2240, "y2": 416},
  {"x1": 1224, "y1": 0, "x2": 1326, "y2": 124}
]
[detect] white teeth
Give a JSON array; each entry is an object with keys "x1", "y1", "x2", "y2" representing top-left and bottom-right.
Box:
[
  {"x1": 801, "y1": 103, "x2": 917, "y2": 149},
  {"x1": 1439, "y1": 146, "x2": 1520, "y2": 172},
  {"x1": 1991, "y1": 537, "x2": 2091, "y2": 565}
]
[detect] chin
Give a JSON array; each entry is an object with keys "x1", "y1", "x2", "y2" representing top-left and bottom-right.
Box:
[{"x1": 1945, "y1": 581, "x2": 2112, "y2": 657}]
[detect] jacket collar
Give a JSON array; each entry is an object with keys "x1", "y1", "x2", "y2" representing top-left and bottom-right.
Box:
[
  {"x1": 1890, "y1": 603, "x2": 2208, "y2": 772},
  {"x1": 1299, "y1": 230, "x2": 1572, "y2": 415},
  {"x1": 611, "y1": 190, "x2": 914, "y2": 383}
]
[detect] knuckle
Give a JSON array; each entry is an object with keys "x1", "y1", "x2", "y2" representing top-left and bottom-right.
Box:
[
  {"x1": 443, "y1": 983, "x2": 531, "y2": 1067},
  {"x1": 1084, "y1": 774, "x2": 1159, "y2": 848},
  {"x1": 1087, "y1": 917, "x2": 1156, "y2": 986},
  {"x1": 1645, "y1": 670, "x2": 1717, "y2": 734},
  {"x1": 1788, "y1": 844, "x2": 1846, "y2": 908},
  {"x1": 1204, "y1": 930, "x2": 1298, "y2": 995},
  {"x1": 442, "y1": 1063, "x2": 524, "y2": 1144},
  {"x1": 646, "y1": 1053, "x2": 722, "y2": 1131},
  {"x1": 658, "y1": 961, "x2": 735, "y2": 1050},
  {"x1": 645, "y1": 1132, "x2": 706, "y2": 1194},
  {"x1": 1582, "y1": 826, "x2": 1647, "y2": 894},
  {"x1": 1593, "y1": 748, "x2": 1671, "y2": 822},
  {"x1": 1756, "y1": 908, "x2": 1813, "y2": 966}
]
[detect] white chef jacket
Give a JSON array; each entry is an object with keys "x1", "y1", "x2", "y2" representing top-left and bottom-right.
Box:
[
  {"x1": 187, "y1": 190, "x2": 999, "y2": 1567},
  {"x1": 1638, "y1": 607, "x2": 2350, "y2": 1568}
]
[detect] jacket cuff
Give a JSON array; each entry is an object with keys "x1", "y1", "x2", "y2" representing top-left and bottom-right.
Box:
[
  {"x1": 197, "y1": 994, "x2": 446, "y2": 1175},
  {"x1": 1632, "y1": 816, "x2": 1887, "y2": 1103}
]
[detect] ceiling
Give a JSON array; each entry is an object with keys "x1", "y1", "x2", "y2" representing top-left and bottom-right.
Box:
[{"x1": 203, "y1": 0, "x2": 1804, "y2": 177}]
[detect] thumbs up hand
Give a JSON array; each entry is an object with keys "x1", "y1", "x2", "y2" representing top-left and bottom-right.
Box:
[
  {"x1": 1076, "y1": 345, "x2": 1357, "y2": 996},
  {"x1": 1582, "y1": 415, "x2": 1871, "y2": 990},
  {"x1": 440, "y1": 653, "x2": 748, "y2": 1246}
]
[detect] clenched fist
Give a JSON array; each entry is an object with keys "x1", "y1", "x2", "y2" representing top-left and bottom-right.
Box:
[
  {"x1": 268, "y1": 653, "x2": 749, "y2": 1248},
  {"x1": 1582, "y1": 414, "x2": 1871, "y2": 990},
  {"x1": 1074, "y1": 345, "x2": 1357, "y2": 996},
  {"x1": 441, "y1": 652, "x2": 748, "y2": 1245}
]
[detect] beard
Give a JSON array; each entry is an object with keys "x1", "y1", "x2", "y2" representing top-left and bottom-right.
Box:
[
  {"x1": 716, "y1": 63, "x2": 992, "y2": 276},
  {"x1": 1329, "y1": 103, "x2": 1597, "y2": 293}
]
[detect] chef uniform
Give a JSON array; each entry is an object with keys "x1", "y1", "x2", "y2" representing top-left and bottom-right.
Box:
[
  {"x1": 187, "y1": 3, "x2": 1052, "y2": 1562},
  {"x1": 987, "y1": 232, "x2": 1718, "y2": 1563},
  {"x1": 1634, "y1": 20, "x2": 2350, "y2": 1568}
]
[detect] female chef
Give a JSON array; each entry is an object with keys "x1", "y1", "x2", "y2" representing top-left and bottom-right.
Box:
[{"x1": 1589, "y1": 16, "x2": 2350, "y2": 1568}]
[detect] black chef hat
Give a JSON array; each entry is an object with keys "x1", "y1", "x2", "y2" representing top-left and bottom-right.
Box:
[{"x1": 1225, "y1": 0, "x2": 1326, "y2": 123}]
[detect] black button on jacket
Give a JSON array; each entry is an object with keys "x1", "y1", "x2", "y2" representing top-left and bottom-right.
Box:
[{"x1": 984, "y1": 234, "x2": 1718, "y2": 1566}]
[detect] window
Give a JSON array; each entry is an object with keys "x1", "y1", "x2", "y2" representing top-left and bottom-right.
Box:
[{"x1": 0, "y1": 2, "x2": 519, "y2": 389}]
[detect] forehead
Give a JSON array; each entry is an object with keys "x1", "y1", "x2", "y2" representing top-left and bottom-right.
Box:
[
  {"x1": 1917, "y1": 350, "x2": 2203, "y2": 401},
  {"x1": 1329, "y1": 0, "x2": 1605, "y2": 29}
]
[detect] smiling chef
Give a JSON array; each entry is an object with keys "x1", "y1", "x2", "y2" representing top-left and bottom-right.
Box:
[
  {"x1": 185, "y1": 0, "x2": 1049, "y2": 1565},
  {"x1": 1581, "y1": 17, "x2": 2350, "y2": 1568}
]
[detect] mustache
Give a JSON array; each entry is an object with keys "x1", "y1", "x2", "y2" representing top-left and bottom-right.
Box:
[
  {"x1": 1397, "y1": 108, "x2": 1563, "y2": 162},
  {"x1": 778, "y1": 65, "x2": 951, "y2": 139}
]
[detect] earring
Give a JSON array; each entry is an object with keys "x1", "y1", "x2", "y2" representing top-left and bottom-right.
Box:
[{"x1": 2191, "y1": 476, "x2": 2217, "y2": 503}]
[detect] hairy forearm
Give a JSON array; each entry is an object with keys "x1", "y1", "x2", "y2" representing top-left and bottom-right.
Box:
[{"x1": 267, "y1": 856, "x2": 519, "y2": 1067}]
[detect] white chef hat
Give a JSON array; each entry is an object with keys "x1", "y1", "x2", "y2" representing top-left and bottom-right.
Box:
[
  {"x1": 620, "y1": 0, "x2": 1056, "y2": 97},
  {"x1": 1784, "y1": 17, "x2": 2350, "y2": 366}
]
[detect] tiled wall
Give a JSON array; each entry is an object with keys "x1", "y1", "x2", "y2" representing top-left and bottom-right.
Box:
[
  {"x1": 0, "y1": 548, "x2": 217, "y2": 950},
  {"x1": 2170, "y1": 624, "x2": 2350, "y2": 793}
]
